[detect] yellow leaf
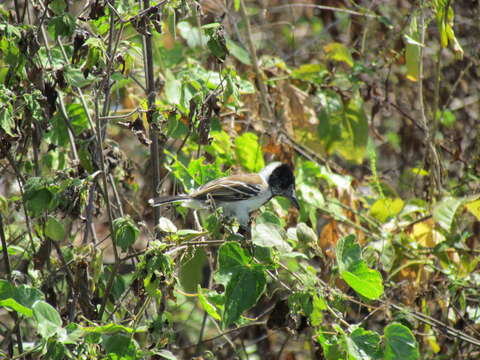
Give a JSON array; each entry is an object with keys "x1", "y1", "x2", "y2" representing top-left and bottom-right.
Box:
[
  {"x1": 323, "y1": 42, "x2": 354, "y2": 67},
  {"x1": 465, "y1": 199, "x2": 480, "y2": 221},
  {"x1": 412, "y1": 220, "x2": 440, "y2": 247}
]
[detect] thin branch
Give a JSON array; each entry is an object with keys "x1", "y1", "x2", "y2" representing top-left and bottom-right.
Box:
[
  {"x1": 268, "y1": 3, "x2": 380, "y2": 19},
  {"x1": 142, "y1": 0, "x2": 162, "y2": 234},
  {"x1": 239, "y1": 0, "x2": 274, "y2": 119},
  {"x1": 95, "y1": 93, "x2": 121, "y2": 319},
  {"x1": 180, "y1": 321, "x2": 267, "y2": 350},
  {"x1": 0, "y1": 213, "x2": 23, "y2": 358}
]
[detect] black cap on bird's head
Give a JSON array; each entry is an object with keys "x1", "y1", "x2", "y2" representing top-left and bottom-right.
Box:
[{"x1": 261, "y1": 162, "x2": 300, "y2": 209}]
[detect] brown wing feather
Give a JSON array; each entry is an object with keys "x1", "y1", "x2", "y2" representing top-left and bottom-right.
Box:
[{"x1": 191, "y1": 174, "x2": 266, "y2": 202}]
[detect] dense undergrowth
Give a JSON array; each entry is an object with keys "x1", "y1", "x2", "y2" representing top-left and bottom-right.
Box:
[{"x1": 1, "y1": 0, "x2": 480, "y2": 359}]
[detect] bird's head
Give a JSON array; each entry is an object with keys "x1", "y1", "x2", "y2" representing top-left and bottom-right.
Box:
[{"x1": 261, "y1": 162, "x2": 300, "y2": 209}]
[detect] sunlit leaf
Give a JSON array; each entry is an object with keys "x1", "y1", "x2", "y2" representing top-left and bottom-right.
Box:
[
  {"x1": 432, "y1": 196, "x2": 465, "y2": 231},
  {"x1": 324, "y1": 42, "x2": 354, "y2": 67},
  {"x1": 404, "y1": 16, "x2": 421, "y2": 82},
  {"x1": 235, "y1": 132, "x2": 265, "y2": 172},
  {"x1": 252, "y1": 222, "x2": 291, "y2": 253},
  {"x1": 198, "y1": 286, "x2": 221, "y2": 321},
  {"x1": 336, "y1": 235, "x2": 383, "y2": 300},
  {"x1": 465, "y1": 199, "x2": 480, "y2": 221},
  {"x1": 369, "y1": 198, "x2": 404, "y2": 223},
  {"x1": 158, "y1": 217, "x2": 177, "y2": 233},
  {"x1": 33, "y1": 300, "x2": 63, "y2": 339}
]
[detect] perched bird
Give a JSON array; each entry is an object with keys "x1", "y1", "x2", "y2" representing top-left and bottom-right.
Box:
[{"x1": 149, "y1": 162, "x2": 300, "y2": 228}]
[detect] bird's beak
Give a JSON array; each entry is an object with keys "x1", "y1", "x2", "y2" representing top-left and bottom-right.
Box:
[{"x1": 288, "y1": 188, "x2": 300, "y2": 210}]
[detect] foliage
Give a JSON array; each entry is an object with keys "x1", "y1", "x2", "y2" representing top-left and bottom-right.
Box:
[{"x1": 0, "y1": 0, "x2": 479, "y2": 359}]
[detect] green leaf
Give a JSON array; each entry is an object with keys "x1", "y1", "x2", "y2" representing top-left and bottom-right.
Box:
[
  {"x1": 369, "y1": 198, "x2": 405, "y2": 223},
  {"x1": 226, "y1": 39, "x2": 251, "y2": 65},
  {"x1": 0, "y1": 298, "x2": 33, "y2": 317},
  {"x1": 67, "y1": 103, "x2": 89, "y2": 136},
  {"x1": 197, "y1": 286, "x2": 221, "y2": 321},
  {"x1": 291, "y1": 63, "x2": 328, "y2": 84},
  {"x1": 49, "y1": 0, "x2": 67, "y2": 15},
  {"x1": 207, "y1": 28, "x2": 228, "y2": 62},
  {"x1": 82, "y1": 323, "x2": 146, "y2": 334},
  {"x1": 289, "y1": 291, "x2": 313, "y2": 316},
  {"x1": 436, "y1": 109, "x2": 456, "y2": 128},
  {"x1": 64, "y1": 66, "x2": 94, "y2": 88},
  {"x1": 154, "y1": 349, "x2": 178, "y2": 360},
  {"x1": 296, "y1": 223, "x2": 317, "y2": 245},
  {"x1": 404, "y1": 16, "x2": 421, "y2": 82},
  {"x1": 0, "y1": 281, "x2": 44, "y2": 317},
  {"x1": 177, "y1": 21, "x2": 206, "y2": 48},
  {"x1": 324, "y1": 42, "x2": 354, "y2": 67},
  {"x1": 234, "y1": 132, "x2": 265, "y2": 172},
  {"x1": 158, "y1": 217, "x2": 177, "y2": 233},
  {"x1": 433, "y1": 196, "x2": 465, "y2": 232},
  {"x1": 298, "y1": 183, "x2": 324, "y2": 209},
  {"x1": 218, "y1": 242, "x2": 251, "y2": 274},
  {"x1": 222, "y1": 265, "x2": 266, "y2": 328},
  {"x1": 384, "y1": 323, "x2": 419, "y2": 360},
  {"x1": 346, "y1": 327, "x2": 382, "y2": 359},
  {"x1": 167, "y1": 155, "x2": 227, "y2": 192},
  {"x1": 0, "y1": 103, "x2": 14, "y2": 136},
  {"x1": 24, "y1": 177, "x2": 57, "y2": 217},
  {"x1": 336, "y1": 235, "x2": 383, "y2": 300},
  {"x1": 33, "y1": 300, "x2": 63, "y2": 339},
  {"x1": 166, "y1": 6, "x2": 177, "y2": 40},
  {"x1": 48, "y1": 14, "x2": 76, "y2": 38},
  {"x1": 179, "y1": 248, "x2": 207, "y2": 293},
  {"x1": 102, "y1": 333, "x2": 138, "y2": 357},
  {"x1": 317, "y1": 92, "x2": 369, "y2": 164},
  {"x1": 310, "y1": 295, "x2": 326, "y2": 326},
  {"x1": 217, "y1": 242, "x2": 267, "y2": 327},
  {"x1": 45, "y1": 216, "x2": 65, "y2": 241},
  {"x1": 164, "y1": 70, "x2": 182, "y2": 105},
  {"x1": 113, "y1": 216, "x2": 140, "y2": 251},
  {"x1": 252, "y1": 222, "x2": 291, "y2": 253}
]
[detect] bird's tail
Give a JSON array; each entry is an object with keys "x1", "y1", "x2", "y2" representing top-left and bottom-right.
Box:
[{"x1": 148, "y1": 195, "x2": 189, "y2": 207}]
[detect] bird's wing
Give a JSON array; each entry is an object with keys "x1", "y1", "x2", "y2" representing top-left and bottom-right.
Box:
[{"x1": 191, "y1": 174, "x2": 266, "y2": 202}]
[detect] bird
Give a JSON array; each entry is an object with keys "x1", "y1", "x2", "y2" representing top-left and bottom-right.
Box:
[{"x1": 149, "y1": 162, "x2": 300, "y2": 228}]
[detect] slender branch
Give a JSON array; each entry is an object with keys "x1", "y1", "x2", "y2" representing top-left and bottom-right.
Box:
[
  {"x1": 142, "y1": 0, "x2": 162, "y2": 234},
  {"x1": 95, "y1": 94, "x2": 121, "y2": 319},
  {"x1": 82, "y1": 182, "x2": 97, "y2": 245},
  {"x1": 0, "y1": 213, "x2": 24, "y2": 358},
  {"x1": 239, "y1": 0, "x2": 274, "y2": 119},
  {"x1": 268, "y1": 3, "x2": 379, "y2": 19},
  {"x1": 0, "y1": 214, "x2": 12, "y2": 282},
  {"x1": 181, "y1": 321, "x2": 266, "y2": 350}
]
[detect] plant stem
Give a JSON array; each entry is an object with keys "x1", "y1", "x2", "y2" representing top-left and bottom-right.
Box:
[
  {"x1": 0, "y1": 214, "x2": 25, "y2": 358},
  {"x1": 142, "y1": 0, "x2": 162, "y2": 235}
]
